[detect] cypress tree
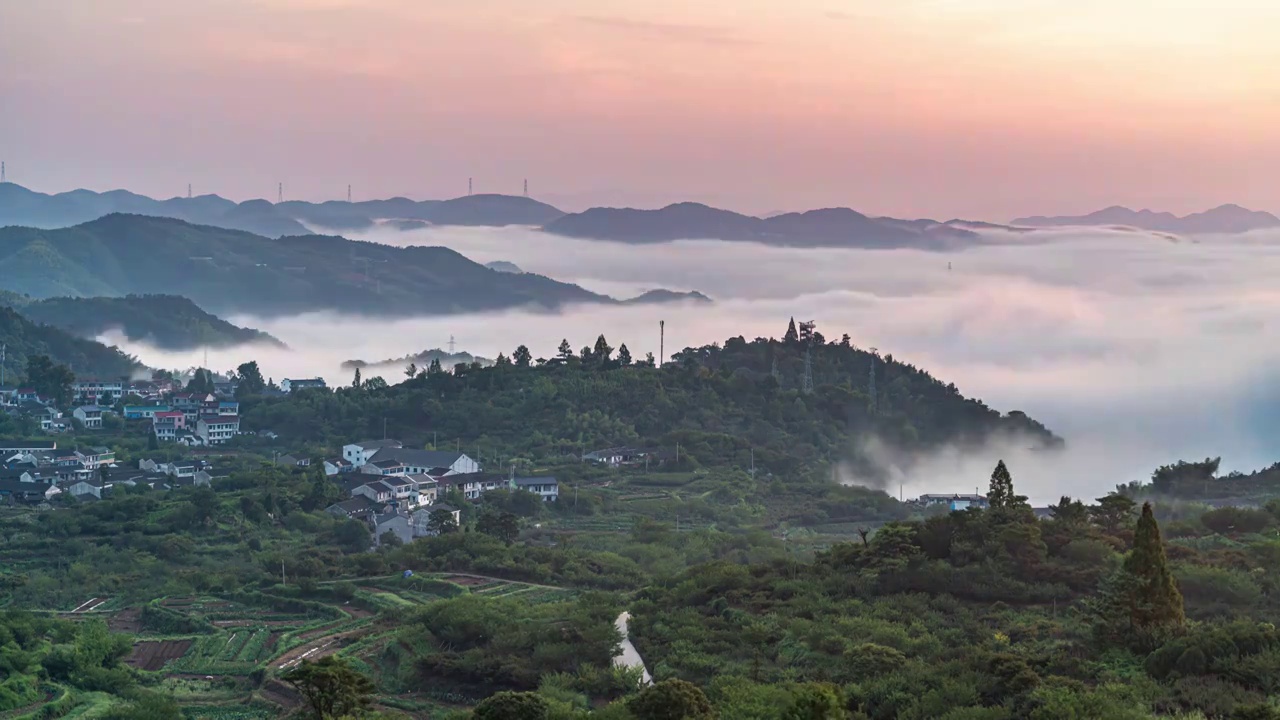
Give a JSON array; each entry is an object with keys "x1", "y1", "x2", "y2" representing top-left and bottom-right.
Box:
[
  {"x1": 987, "y1": 460, "x2": 1013, "y2": 508},
  {"x1": 784, "y1": 318, "x2": 799, "y2": 344},
  {"x1": 1092, "y1": 502, "x2": 1185, "y2": 650},
  {"x1": 1126, "y1": 502, "x2": 1185, "y2": 633}
]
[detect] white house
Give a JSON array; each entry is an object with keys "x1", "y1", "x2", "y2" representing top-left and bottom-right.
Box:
[
  {"x1": 62, "y1": 476, "x2": 109, "y2": 499},
  {"x1": 341, "y1": 439, "x2": 403, "y2": 468},
  {"x1": 72, "y1": 406, "x2": 106, "y2": 430},
  {"x1": 365, "y1": 448, "x2": 479, "y2": 476},
  {"x1": 373, "y1": 512, "x2": 413, "y2": 546},
  {"x1": 281, "y1": 378, "x2": 328, "y2": 393},
  {"x1": 71, "y1": 379, "x2": 123, "y2": 405},
  {"x1": 352, "y1": 480, "x2": 396, "y2": 505},
  {"x1": 513, "y1": 476, "x2": 559, "y2": 502},
  {"x1": 324, "y1": 458, "x2": 354, "y2": 476},
  {"x1": 196, "y1": 415, "x2": 240, "y2": 445}
]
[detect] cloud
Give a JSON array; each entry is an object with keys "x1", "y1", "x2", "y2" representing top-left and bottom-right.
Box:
[
  {"x1": 571, "y1": 15, "x2": 759, "y2": 47},
  {"x1": 108, "y1": 223, "x2": 1280, "y2": 504}
]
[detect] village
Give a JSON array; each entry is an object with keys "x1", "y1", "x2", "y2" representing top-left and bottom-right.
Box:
[{"x1": 0, "y1": 374, "x2": 561, "y2": 550}]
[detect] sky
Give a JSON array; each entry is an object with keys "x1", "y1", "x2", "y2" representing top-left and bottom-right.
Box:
[
  {"x1": 107, "y1": 223, "x2": 1280, "y2": 504},
  {"x1": 3, "y1": 0, "x2": 1279, "y2": 219}
]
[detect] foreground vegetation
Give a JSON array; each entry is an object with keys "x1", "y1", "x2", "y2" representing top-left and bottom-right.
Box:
[{"x1": 3, "y1": 325, "x2": 1280, "y2": 718}]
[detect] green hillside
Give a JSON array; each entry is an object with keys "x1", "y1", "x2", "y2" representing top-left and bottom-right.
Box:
[
  {"x1": 11, "y1": 294, "x2": 285, "y2": 351},
  {"x1": 0, "y1": 214, "x2": 609, "y2": 317},
  {"x1": 0, "y1": 305, "x2": 141, "y2": 384}
]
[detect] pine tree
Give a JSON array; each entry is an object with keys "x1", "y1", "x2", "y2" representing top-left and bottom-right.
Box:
[
  {"x1": 352, "y1": 367, "x2": 362, "y2": 389},
  {"x1": 512, "y1": 345, "x2": 532, "y2": 367},
  {"x1": 784, "y1": 317, "x2": 799, "y2": 344},
  {"x1": 557, "y1": 339, "x2": 574, "y2": 361},
  {"x1": 427, "y1": 358, "x2": 443, "y2": 375},
  {"x1": 987, "y1": 460, "x2": 1013, "y2": 508},
  {"x1": 593, "y1": 334, "x2": 613, "y2": 364},
  {"x1": 617, "y1": 344, "x2": 632, "y2": 366},
  {"x1": 1092, "y1": 502, "x2": 1186, "y2": 651}
]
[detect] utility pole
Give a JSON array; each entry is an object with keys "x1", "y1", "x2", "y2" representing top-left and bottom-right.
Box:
[
  {"x1": 1, "y1": 343, "x2": 5, "y2": 386},
  {"x1": 750, "y1": 447, "x2": 754, "y2": 476},
  {"x1": 281, "y1": 559, "x2": 286, "y2": 586}
]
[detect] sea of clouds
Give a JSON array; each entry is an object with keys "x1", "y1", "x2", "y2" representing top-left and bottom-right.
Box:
[{"x1": 101, "y1": 223, "x2": 1280, "y2": 504}]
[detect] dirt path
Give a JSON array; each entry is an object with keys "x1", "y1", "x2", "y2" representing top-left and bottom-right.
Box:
[{"x1": 273, "y1": 630, "x2": 362, "y2": 670}]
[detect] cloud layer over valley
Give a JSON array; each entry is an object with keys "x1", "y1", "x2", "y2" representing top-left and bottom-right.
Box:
[{"x1": 103, "y1": 224, "x2": 1280, "y2": 503}]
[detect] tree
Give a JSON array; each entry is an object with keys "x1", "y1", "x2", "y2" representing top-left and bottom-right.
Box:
[
  {"x1": 185, "y1": 368, "x2": 214, "y2": 395},
  {"x1": 783, "y1": 684, "x2": 848, "y2": 720},
  {"x1": 281, "y1": 656, "x2": 376, "y2": 720},
  {"x1": 379, "y1": 530, "x2": 403, "y2": 548},
  {"x1": 352, "y1": 368, "x2": 362, "y2": 389},
  {"x1": 557, "y1": 339, "x2": 574, "y2": 362},
  {"x1": 235, "y1": 361, "x2": 266, "y2": 397},
  {"x1": 628, "y1": 679, "x2": 715, "y2": 720},
  {"x1": 427, "y1": 358, "x2": 443, "y2": 375},
  {"x1": 25, "y1": 355, "x2": 75, "y2": 407},
  {"x1": 494, "y1": 353, "x2": 511, "y2": 367},
  {"x1": 987, "y1": 460, "x2": 1016, "y2": 509},
  {"x1": 428, "y1": 509, "x2": 459, "y2": 535},
  {"x1": 1048, "y1": 496, "x2": 1088, "y2": 525},
  {"x1": 593, "y1": 334, "x2": 614, "y2": 365},
  {"x1": 473, "y1": 691, "x2": 550, "y2": 720},
  {"x1": 1151, "y1": 458, "x2": 1220, "y2": 495},
  {"x1": 513, "y1": 345, "x2": 532, "y2": 367},
  {"x1": 363, "y1": 376, "x2": 388, "y2": 391},
  {"x1": 1093, "y1": 502, "x2": 1186, "y2": 651},
  {"x1": 476, "y1": 512, "x2": 520, "y2": 545},
  {"x1": 783, "y1": 318, "x2": 799, "y2": 344},
  {"x1": 1090, "y1": 494, "x2": 1137, "y2": 533},
  {"x1": 618, "y1": 344, "x2": 633, "y2": 367},
  {"x1": 1201, "y1": 506, "x2": 1273, "y2": 536},
  {"x1": 404, "y1": 362, "x2": 417, "y2": 378}
]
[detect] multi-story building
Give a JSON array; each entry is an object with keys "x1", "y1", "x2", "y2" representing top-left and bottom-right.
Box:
[
  {"x1": 152, "y1": 411, "x2": 186, "y2": 442},
  {"x1": 195, "y1": 415, "x2": 240, "y2": 445}
]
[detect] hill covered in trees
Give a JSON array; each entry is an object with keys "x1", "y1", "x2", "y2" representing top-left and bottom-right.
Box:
[
  {"x1": 0, "y1": 305, "x2": 141, "y2": 383},
  {"x1": 241, "y1": 324, "x2": 1062, "y2": 481},
  {"x1": 0, "y1": 214, "x2": 702, "y2": 317},
  {"x1": 1, "y1": 294, "x2": 284, "y2": 351}
]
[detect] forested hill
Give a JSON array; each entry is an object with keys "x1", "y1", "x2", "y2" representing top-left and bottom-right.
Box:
[
  {"x1": 0, "y1": 306, "x2": 141, "y2": 383},
  {"x1": 241, "y1": 328, "x2": 1061, "y2": 479},
  {"x1": 0, "y1": 214, "x2": 695, "y2": 318},
  {"x1": 4, "y1": 294, "x2": 285, "y2": 351}
]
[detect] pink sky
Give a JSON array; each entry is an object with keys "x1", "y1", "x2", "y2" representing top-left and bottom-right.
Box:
[{"x1": 2, "y1": 0, "x2": 1278, "y2": 220}]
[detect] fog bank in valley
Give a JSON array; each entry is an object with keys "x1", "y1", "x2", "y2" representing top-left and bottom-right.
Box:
[{"x1": 105, "y1": 224, "x2": 1280, "y2": 504}]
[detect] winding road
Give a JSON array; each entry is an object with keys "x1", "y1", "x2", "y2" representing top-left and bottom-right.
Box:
[{"x1": 613, "y1": 612, "x2": 652, "y2": 686}]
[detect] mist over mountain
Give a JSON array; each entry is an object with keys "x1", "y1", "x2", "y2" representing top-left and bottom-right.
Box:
[
  {"x1": 0, "y1": 214, "x2": 708, "y2": 318},
  {"x1": 0, "y1": 305, "x2": 141, "y2": 382},
  {"x1": 0, "y1": 294, "x2": 284, "y2": 352},
  {"x1": 1013, "y1": 204, "x2": 1280, "y2": 234},
  {"x1": 542, "y1": 202, "x2": 994, "y2": 249}
]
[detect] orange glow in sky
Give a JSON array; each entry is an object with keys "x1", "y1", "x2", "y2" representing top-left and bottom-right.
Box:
[{"x1": 2, "y1": 0, "x2": 1277, "y2": 219}]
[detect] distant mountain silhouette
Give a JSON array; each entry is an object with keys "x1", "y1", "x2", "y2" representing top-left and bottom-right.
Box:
[
  {"x1": 0, "y1": 214, "x2": 707, "y2": 318},
  {"x1": 0, "y1": 183, "x2": 565, "y2": 237},
  {"x1": 621, "y1": 289, "x2": 713, "y2": 305},
  {"x1": 541, "y1": 202, "x2": 982, "y2": 249},
  {"x1": 485, "y1": 261, "x2": 524, "y2": 274},
  {"x1": 1013, "y1": 204, "x2": 1280, "y2": 234}
]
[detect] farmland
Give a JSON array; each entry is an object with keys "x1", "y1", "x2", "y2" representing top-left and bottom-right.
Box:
[{"x1": 90, "y1": 572, "x2": 574, "y2": 717}]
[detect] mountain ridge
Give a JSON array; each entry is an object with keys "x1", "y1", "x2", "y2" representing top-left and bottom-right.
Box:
[
  {"x1": 0, "y1": 214, "x2": 708, "y2": 318},
  {"x1": 1012, "y1": 203, "x2": 1280, "y2": 234},
  {"x1": 0, "y1": 183, "x2": 565, "y2": 238}
]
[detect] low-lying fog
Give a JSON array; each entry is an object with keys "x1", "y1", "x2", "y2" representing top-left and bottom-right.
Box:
[{"x1": 103, "y1": 224, "x2": 1280, "y2": 504}]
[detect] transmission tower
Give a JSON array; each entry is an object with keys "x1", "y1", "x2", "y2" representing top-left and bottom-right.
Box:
[
  {"x1": 770, "y1": 353, "x2": 779, "y2": 382},
  {"x1": 448, "y1": 335, "x2": 456, "y2": 354},
  {"x1": 187, "y1": 183, "x2": 192, "y2": 198},
  {"x1": 347, "y1": 184, "x2": 352, "y2": 203},
  {"x1": 523, "y1": 179, "x2": 528, "y2": 197},
  {"x1": 1, "y1": 161, "x2": 5, "y2": 183},
  {"x1": 799, "y1": 321, "x2": 815, "y2": 394},
  {"x1": 277, "y1": 182, "x2": 283, "y2": 203}
]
